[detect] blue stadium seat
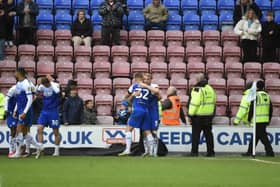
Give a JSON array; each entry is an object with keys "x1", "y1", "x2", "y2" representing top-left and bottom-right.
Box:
[
  {"x1": 275, "y1": 14, "x2": 280, "y2": 24},
  {"x1": 183, "y1": 14, "x2": 200, "y2": 30},
  {"x1": 201, "y1": 14, "x2": 218, "y2": 30},
  {"x1": 199, "y1": 0, "x2": 217, "y2": 15},
  {"x1": 37, "y1": 13, "x2": 53, "y2": 30},
  {"x1": 91, "y1": 0, "x2": 104, "y2": 10},
  {"x1": 181, "y1": 0, "x2": 198, "y2": 15},
  {"x1": 164, "y1": 0, "x2": 180, "y2": 14},
  {"x1": 217, "y1": 0, "x2": 234, "y2": 12},
  {"x1": 72, "y1": 0, "x2": 90, "y2": 11},
  {"x1": 166, "y1": 13, "x2": 182, "y2": 30},
  {"x1": 55, "y1": 13, "x2": 72, "y2": 30},
  {"x1": 128, "y1": 11, "x2": 145, "y2": 30},
  {"x1": 219, "y1": 13, "x2": 233, "y2": 31},
  {"x1": 255, "y1": 0, "x2": 271, "y2": 11},
  {"x1": 127, "y1": 0, "x2": 143, "y2": 10},
  {"x1": 92, "y1": 12, "x2": 102, "y2": 30},
  {"x1": 55, "y1": 0, "x2": 72, "y2": 15},
  {"x1": 37, "y1": 0, "x2": 53, "y2": 10},
  {"x1": 219, "y1": 10, "x2": 233, "y2": 17},
  {"x1": 145, "y1": 0, "x2": 153, "y2": 6}
]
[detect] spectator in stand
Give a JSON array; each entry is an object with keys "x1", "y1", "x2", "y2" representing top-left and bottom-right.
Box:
[
  {"x1": 234, "y1": 8, "x2": 262, "y2": 62},
  {"x1": 117, "y1": 0, "x2": 129, "y2": 29},
  {"x1": 114, "y1": 100, "x2": 130, "y2": 125},
  {"x1": 83, "y1": 100, "x2": 97, "y2": 125},
  {"x1": 98, "y1": 0, "x2": 124, "y2": 45},
  {"x1": 261, "y1": 11, "x2": 279, "y2": 62},
  {"x1": 63, "y1": 88, "x2": 84, "y2": 125},
  {"x1": 233, "y1": 0, "x2": 262, "y2": 26},
  {"x1": 71, "y1": 9, "x2": 93, "y2": 48},
  {"x1": 16, "y1": 0, "x2": 39, "y2": 45},
  {"x1": 4, "y1": 0, "x2": 16, "y2": 47},
  {"x1": 0, "y1": 1, "x2": 5, "y2": 60},
  {"x1": 143, "y1": 0, "x2": 168, "y2": 31},
  {"x1": 64, "y1": 80, "x2": 77, "y2": 98}
]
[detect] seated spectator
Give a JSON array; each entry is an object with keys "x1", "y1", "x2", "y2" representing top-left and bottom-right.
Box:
[
  {"x1": 83, "y1": 100, "x2": 97, "y2": 125},
  {"x1": 63, "y1": 88, "x2": 84, "y2": 125},
  {"x1": 98, "y1": 0, "x2": 124, "y2": 45},
  {"x1": 261, "y1": 11, "x2": 278, "y2": 62},
  {"x1": 114, "y1": 100, "x2": 130, "y2": 125},
  {"x1": 4, "y1": 0, "x2": 16, "y2": 47},
  {"x1": 71, "y1": 9, "x2": 93, "y2": 48},
  {"x1": 143, "y1": 0, "x2": 168, "y2": 31},
  {"x1": 233, "y1": 0, "x2": 262, "y2": 26},
  {"x1": 0, "y1": 1, "x2": 5, "y2": 60}
]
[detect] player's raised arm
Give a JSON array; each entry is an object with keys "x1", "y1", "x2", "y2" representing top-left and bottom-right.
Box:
[{"x1": 139, "y1": 82, "x2": 159, "y2": 94}]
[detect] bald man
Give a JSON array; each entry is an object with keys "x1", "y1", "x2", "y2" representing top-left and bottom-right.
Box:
[{"x1": 161, "y1": 86, "x2": 186, "y2": 126}]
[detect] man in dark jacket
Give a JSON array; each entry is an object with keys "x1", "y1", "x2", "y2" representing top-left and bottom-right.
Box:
[
  {"x1": 71, "y1": 9, "x2": 93, "y2": 47},
  {"x1": 98, "y1": 0, "x2": 124, "y2": 45},
  {"x1": 261, "y1": 11, "x2": 279, "y2": 62},
  {"x1": 4, "y1": 0, "x2": 16, "y2": 47},
  {"x1": 16, "y1": 0, "x2": 39, "y2": 44},
  {"x1": 233, "y1": 0, "x2": 262, "y2": 26},
  {"x1": 0, "y1": 0, "x2": 6, "y2": 60},
  {"x1": 63, "y1": 88, "x2": 84, "y2": 125}
]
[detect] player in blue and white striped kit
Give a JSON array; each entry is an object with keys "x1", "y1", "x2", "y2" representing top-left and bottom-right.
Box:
[{"x1": 35, "y1": 75, "x2": 61, "y2": 159}]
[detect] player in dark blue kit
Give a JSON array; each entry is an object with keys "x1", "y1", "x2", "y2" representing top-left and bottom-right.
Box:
[
  {"x1": 36, "y1": 75, "x2": 61, "y2": 159},
  {"x1": 119, "y1": 73, "x2": 159, "y2": 156}
]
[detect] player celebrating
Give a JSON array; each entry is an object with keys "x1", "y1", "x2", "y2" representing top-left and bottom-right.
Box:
[{"x1": 36, "y1": 75, "x2": 61, "y2": 159}]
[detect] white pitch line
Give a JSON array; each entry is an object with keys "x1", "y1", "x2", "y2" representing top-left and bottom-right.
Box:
[{"x1": 251, "y1": 159, "x2": 280, "y2": 165}]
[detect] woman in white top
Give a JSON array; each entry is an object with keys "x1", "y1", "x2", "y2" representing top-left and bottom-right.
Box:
[{"x1": 234, "y1": 8, "x2": 262, "y2": 62}]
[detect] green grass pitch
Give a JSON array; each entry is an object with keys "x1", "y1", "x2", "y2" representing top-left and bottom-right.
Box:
[{"x1": 0, "y1": 156, "x2": 280, "y2": 187}]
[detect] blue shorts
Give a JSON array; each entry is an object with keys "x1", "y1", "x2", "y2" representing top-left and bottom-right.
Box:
[
  {"x1": 7, "y1": 114, "x2": 18, "y2": 128},
  {"x1": 17, "y1": 110, "x2": 33, "y2": 126},
  {"x1": 38, "y1": 110, "x2": 60, "y2": 128},
  {"x1": 128, "y1": 108, "x2": 151, "y2": 131}
]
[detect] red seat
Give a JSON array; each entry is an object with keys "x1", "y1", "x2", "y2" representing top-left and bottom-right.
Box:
[
  {"x1": 18, "y1": 44, "x2": 35, "y2": 61},
  {"x1": 170, "y1": 78, "x2": 188, "y2": 95},
  {"x1": 187, "y1": 62, "x2": 205, "y2": 78},
  {"x1": 212, "y1": 116, "x2": 230, "y2": 125},
  {"x1": 270, "y1": 117, "x2": 280, "y2": 126},
  {"x1": 203, "y1": 30, "x2": 220, "y2": 47},
  {"x1": 206, "y1": 62, "x2": 224, "y2": 78},
  {"x1": 166, "y1": 30, "x2": 183, "y2": 46},
  {"x1": 75, "y1": 61, "x2": 92, "y2": 79},
  {"x1": 92, "y1": 45, "x2": 110, "y2": 62},
  {"x1": 0, "y1": 77, "x2": 16, "y2": 94},
  {"x1": 185, "y1": 46, "x2": 203, "y2": 63},
  {"x1": 112, "y1": 61, "x2": 130, "y2": 77},
  {"x1": 270, "y1": 95, "x2": 280, "y2": 116},
  {"x1": 74, "y1": 46, "x2": 92, "y2": 62},
  {"x1": 184, "y1": 30, "x2": 201, "y2": 47},
  {"x1": 147, "y1": 30, "x2": 165, "y2": 46},
  {"x1": 215, "y1": 95, "x2": 228, "y2": 116},
  {"x1": 77, "y1": 77, "x2": 93, "y2": 95},
  {"x1": 111, "y1": 45, "x2": 129, "y2": 62},
  {"x1": 244, "y1": 62, "x2": 262, "y2": 79},
  {"x1": 179, "y1": 94, "x2": 189, "y2": 115},
  {"x1": 55, "y1": 46, "x2": 73, "y2": 62},
  {"x1": 92, "y1": 30, "x2": 102, "y2": 45},
  {"x1": 223, "y1": 46, "x2": 241, "y2": 63},
  {"x1": 97, "y1": 116, "x2": 114, "y2": 125},
  {"x1": 56, "y1": 61, "x2": 73, "y2": 79},
  {"x1": 37, "y1": 45, "x2": 54, "y2": 61},
  {"x1": 79, "y1": 94, "x2": 94, "y2": 102},
  {"x1": 263, "y1": 63, "x2": 280, "y2": 79},
  {"x1": 36, "y1": 61, "x2": 55, "y2": 76},
  {"x1": 113, "y1": 78, "x2": 131, "y2": 95},
  {"x1": 94, "y1": 78, "x2": 112, "y2": 95},
  {"x1": 225, "y1": 62, "x2": 243, "y2": 79},
  {"x1": 229, "y1": 95, "x2": 243, "y2": 117},
  {"x1": 208, "y1": 78, "x2": 226, "y2": 95},
  {"x1": 167, "y1": 46, "x2": 185, "y2": 63},
  {"x1": 56, "y1": 78, "x2": 69, "y2": 89},
  {"x1": 130, "y1": 46, "x2": 148, "y2": 63},
  {"x1": 227, "y1": 78, "x2": 245, "y2": 95},
  {"x1": 95, "y1": 94, "x2": 113, "y2": 116},
  {"x1": 120, "y1": 30, "x2": 128, "y2": 45},
  {"x1": 93, "y1": 61, "x2": 111, "y2": 78},
  {"x1": 129, "y1": 30, "x2": 146, "y2": 46},
  {"x1": 4, "y1": 46, "x2": 17, "y2": 60},
  {"x1": 265, "y1": 79, "x2": 280, "y2": 95},
  {"x1": 55, "y1": 30, "x2": 72, "y2": 46},
  {"x1": 150, "y1": 62, "x2": 168, "y2": 78},
  {"x1": 204, "y1": 46, "x2": 222, "y2": 63},
  {"x1": 149, "y1": 46, "x2": 166, "y2": 63},
  {"x1": 114, "y1": 94, "x2": 124, "y2": 112},
  {"x1": 18, "y1": 60, "x2": 36, "y2": 77},
  {"x1": 131, "y1": 62, "x2": 149, "y2": 74},
  {"x1": 168, "y1": 62, "x2": 186, "y2": 79},
  {"x1": 221, "y1": 30, "x2": 239, "y2": 47},
  {"x1": 151, "y1": 78, "x2": 169, "y2": 93},
  {"x1": 37, "y1": 30, "x2": 54, "y2": 45},
  {"x1": 0, "y1": 60, "x2": 17, "y2": 77}
]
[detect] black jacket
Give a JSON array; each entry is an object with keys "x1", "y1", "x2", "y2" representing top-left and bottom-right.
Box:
[
  {"x1": 0, "y1": 3, "x2": 6, "y2": 38},
  {"x1": 98, "y1": 0, "x2": 124, "y2": 27},
  {"x1": 233, "y1": 3, "x2": 262, "y2": 26},
  {"x1": 71, "y1": 18, "x2": 93, "y2": 37},
  {"x1": 261, "y1": 21, "x2": 279, "y2": 48},
  {"x1": 17, "y1": 1, "x2": 39, "y2": 28},
  {"x1": 63, "y1": 96, "x2": 84, "y2": 125}
]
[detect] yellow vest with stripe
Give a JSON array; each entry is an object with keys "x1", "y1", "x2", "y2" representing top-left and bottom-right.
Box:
[
  {"x1": 161, "y1": 96, "x2": 181, "y2": 125},
  {"x1": 0, "y1": 93, "x2": 5, "y2": 120},
  {"x1": 234, "y1": 90, "x2": 251, "y2": 125},
  {"x1": 188, "y1": 85, "x2": 216, "y2": 116}
]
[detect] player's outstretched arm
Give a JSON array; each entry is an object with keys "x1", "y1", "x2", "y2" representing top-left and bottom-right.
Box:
[{"x1": 139, "y1": 82, "x2": 159, "y2": 94}]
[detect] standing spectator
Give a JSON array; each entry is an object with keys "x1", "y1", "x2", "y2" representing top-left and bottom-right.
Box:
[
  {"x1": 117, "y1": 0, "x2": 129, "y2": 29},
  {"x1": 63, "y1": 88, "x2": 84, "y2": 125},
  {"x1": 0, "y1": 1, "x2": 6, "y2": 60},
  {"x1": 143, "y1": 0, "x2": 168, "y2": 31},
  {"x1": 261, "y1": 11, "x2": 278, "y2": 62},
  {"x1": 71, "y1": 9, "x2": 93, "y2": 48},
  {"x1": 98, "y1": 0, "x2": 124, "y2": 45},
  {"x1": 83, "y1": 100, "x2": 97, "y2": 125},
  {"x1": 4, "y1": 0, "x2": 16, "y2": 47},
  {"x1": 16, "y1": 0, "x2": 39, "y2": 45},
  {"x1": 233, "y1": 0, "x2": 262, "y2": 26},
  {"x1": 114, "y1": 100, "x2": 130, "y2": 125},
  {"x1": 234, "y1": 9, "x2": 262, "y2": 62}
]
